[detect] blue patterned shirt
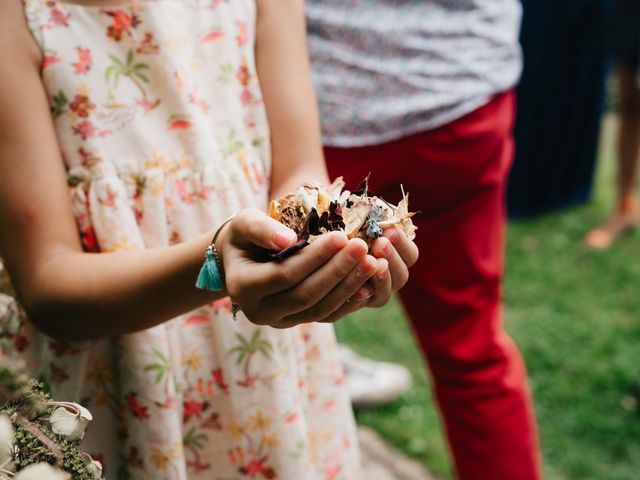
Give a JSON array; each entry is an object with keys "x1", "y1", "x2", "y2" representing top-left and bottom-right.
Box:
[{"x1": 306, "y1": 0, "x2": 523, "y2": 147}]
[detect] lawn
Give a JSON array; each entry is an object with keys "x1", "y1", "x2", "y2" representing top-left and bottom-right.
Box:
[{"x1": 336, "y1": 117, "x2": 640, "y2": 479}]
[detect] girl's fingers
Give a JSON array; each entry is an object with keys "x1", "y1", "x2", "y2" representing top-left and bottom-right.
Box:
[
  {"x1": 279, "y1": 254, "x2": 377, "y2": 324},
  {"x1": 366, "y1": 257, "x2": 392, "y2": 308},
  {"x1": 271, "y1": 281, "x2": 371, "y2": 329},
  {"x1": 261, "y1": 240, "x2": 372, "y2": 315},
  {"x1": 383, "y1": 227, "x2": 419, "y2": 268},
  {"x1": 226, "y1": 230, "x2": 349, "y2": 298},
  {"x1": 370, "y1": 237, "x2": 409, "y2": 290},
  {"x1": 316, "y1": 289, "x2": 371, "y2": 324}
]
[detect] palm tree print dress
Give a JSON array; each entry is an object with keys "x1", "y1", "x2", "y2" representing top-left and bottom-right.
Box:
[{"x1": 0, "y1": 1, "x2": 362, "y2": 479}]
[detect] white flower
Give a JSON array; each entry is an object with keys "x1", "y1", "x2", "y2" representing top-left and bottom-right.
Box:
[
  {"x1": 14, "y1": 463, "x2": 70, "y2": 480},
  {"x1": 0, "y1": 294, "x2": 21, "y2": 334},
  {"x1": 49, "y1": 402, "x2": 93, "y2": 441},
  {"x1": 0, "y1": 414, "x2": 13, "y2": 465},
  {"x1": 85, "y1": 458, "x2": 103, "y2": 479}
]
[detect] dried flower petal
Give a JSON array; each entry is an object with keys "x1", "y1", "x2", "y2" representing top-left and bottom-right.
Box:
[
  {"x1": 368, "y1": 204, "x2": 386, "y2": 222},
  {"x1": 342, "y1": 197, "x2": 373, "y2": 239},
  {"x1": 267, "y1": 208, "x2": 319, "y2": 261},
  {"x1": 328, "y1": 201, "x2": 345, "y2": 230},
  {"x1": 326, "y1": 177, "x2": 345, "y2": 201},
  {"x1": 294, "y1": 186, "x2": 318, "y2": 213},
  {"x1": 366, "y1": 220, "x2": 382, "y2": 239},
  {"x1": 267, "y1": 176, "x2": 417, "y2": 259}
]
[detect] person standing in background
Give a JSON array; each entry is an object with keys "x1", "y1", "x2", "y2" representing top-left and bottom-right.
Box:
[
  {"x1": 585, "y1": 0, "x2": 640, "y2": 249},
  {"x1": 306, "y1": 1, "x2": 542, "y2": 479},
  {"x1": 509, "y1": 0, "x2": 613, "y2": 219}
]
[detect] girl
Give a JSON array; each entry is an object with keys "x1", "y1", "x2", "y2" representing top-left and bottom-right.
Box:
[{"x1": 0, "y1": 0, "x2": 418, "y2": 479}]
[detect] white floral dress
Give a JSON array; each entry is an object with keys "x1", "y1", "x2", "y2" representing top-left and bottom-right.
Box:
[{"x1": 0, "y1": 1, "x2": 361, "y2": 479}]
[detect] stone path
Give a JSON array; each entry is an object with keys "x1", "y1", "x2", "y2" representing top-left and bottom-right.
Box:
[{"x1": 358, "y1": 427, "x2": 437, "y2": 480}]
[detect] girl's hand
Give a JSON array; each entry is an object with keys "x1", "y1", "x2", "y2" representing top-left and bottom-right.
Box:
[
  {"x1": 217, "y1": 209, "x2": 379, "y2": 328},
  {"x1": 365, "y1": 228, "x2": 419, "y2": 307}
]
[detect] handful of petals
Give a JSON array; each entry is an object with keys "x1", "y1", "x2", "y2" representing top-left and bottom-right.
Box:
[{"x1": 268, "y1": 176, "x2": 417, "y2": 260}]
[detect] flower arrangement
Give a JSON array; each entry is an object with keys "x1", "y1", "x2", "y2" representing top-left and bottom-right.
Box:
[{"x1": 0, "y1": 360, "x2": 103, "y2": 480}]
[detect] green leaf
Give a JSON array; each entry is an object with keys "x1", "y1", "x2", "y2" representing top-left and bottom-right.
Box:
[
  {"x1": 108, "y1": 53, "x2": 125, "y2": 68},
  {"x1": 51, "y1": 91, "x2": 69, "y2": 117},
  {"x1": 144, "y1": 363, "x2": 167, "y2": 383},
  {"x1": 67, "y1": 175, "x2": 84, "y2": 186},
  {"x1": 258, "y1": 346, "x2": 272, "y2": 360},
  {"x1": 105, "y1": 66, "x2": 114, "y2": 81},
  {"x1": 183, "y1": 427, "x2": 196, "y2": 440},
  {"x1": 215, "y1": 63, "x2": 234, "y2": 85},
  {"x1": 152, "y1": 348, "x2": 170, "y2": 363},
  {"x1": 250, "y1": 329, "x2": 261, "y2": 345},
  {"x1": 134, "y1": 71, "x2": 149, "y2": 83},
  {"x1": 192, "y1": 432, "x2": 207, "y2": 449},
  {"x1": 228, "y1": 346, "x2": 247, "y2": 365},
  {"x1": 56, "y1": 90, "x2": 68, "y2": 105},
  {"x1": 235, "y1": 333, "x2": 250, "y2": 347}
]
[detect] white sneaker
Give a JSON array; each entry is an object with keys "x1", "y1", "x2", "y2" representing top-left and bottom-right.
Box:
[{"x1": 339, "y1": 345, "x2": 413, "y2": 408}]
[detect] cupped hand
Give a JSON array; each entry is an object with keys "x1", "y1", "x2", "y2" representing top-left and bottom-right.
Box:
[
  {"x1": 216, "y1": 209, "x2": 379, "y2": 328},
  {"x1": 365, "y1": 227, "x2": 419, "y2": 307}
]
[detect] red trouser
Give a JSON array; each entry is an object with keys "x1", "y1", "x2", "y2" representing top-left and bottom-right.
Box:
[{"x1": 325, "y1": 92, "x2": 542, "y2": 480}]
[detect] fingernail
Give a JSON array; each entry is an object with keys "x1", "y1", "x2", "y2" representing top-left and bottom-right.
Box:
[
  {"x1": 274, "y1": 229, "x2": 296, "y2": 249},
  {"x1": 330, "y1": 232, "x2": 348, "y2": 251},
  {"x1": 376, "y1": 268, "x2": 389, "y2": 280},
  {"x1": 355, "y1": 286, "x2": 374, "y2": 301},
  {"x1": 357, "y1": 261, "x2": 375, "y2": 277},
  {"x1": 348, "y1": 242, "x2": 366, "y2": 260},
  {"x1": 380, "y1": 239, "x2": 392, "y2": 257}
]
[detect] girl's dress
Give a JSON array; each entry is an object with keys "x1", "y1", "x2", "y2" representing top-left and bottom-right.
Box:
[{"x1": 0, "y1": 1, "x2": 361, "y2": 478}]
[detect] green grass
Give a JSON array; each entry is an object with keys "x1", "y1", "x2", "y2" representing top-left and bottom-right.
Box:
[{"x1": 336, "y1": 128, "x2": 640, "y2": 479}]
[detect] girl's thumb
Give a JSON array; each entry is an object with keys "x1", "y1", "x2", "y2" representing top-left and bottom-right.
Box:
[{"x1": 231, "y1": 209, "x2": 297, "y2": 251}]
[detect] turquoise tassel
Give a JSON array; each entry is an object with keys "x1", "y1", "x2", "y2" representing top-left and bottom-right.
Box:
[{"x1": 195, "y1": 247, "x2": 224, "y2": 291}]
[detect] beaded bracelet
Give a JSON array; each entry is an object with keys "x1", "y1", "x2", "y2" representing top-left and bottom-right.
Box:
[{"x1": 195, "y1": 215, "x2": 235, "y2": 292}]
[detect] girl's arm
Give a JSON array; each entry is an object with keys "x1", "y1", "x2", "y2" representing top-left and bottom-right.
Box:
[
  {"x1": 0, "y1": 0, "x2": 222, "y2": 338},
  {"x1": 255, "y1": 0, "x2": 328, "y2": 199},
  {"x1": 255, "y1": 0, "x2": 420, "y2": 304},
  {"x1": 0, "y1": 0, "x2": 378, "y2": 340}
]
